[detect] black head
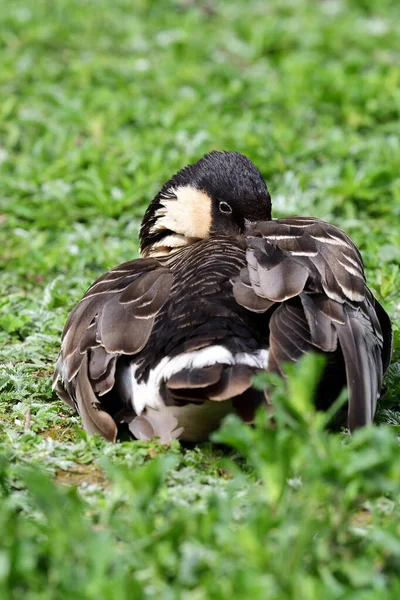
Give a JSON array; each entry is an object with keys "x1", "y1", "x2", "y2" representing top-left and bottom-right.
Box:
[{"x1": 140, "y1": 151, "x2": 272, "y2": 257}]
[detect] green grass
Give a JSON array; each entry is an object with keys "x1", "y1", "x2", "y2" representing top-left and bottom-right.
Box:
[{"x1": 0, "y1": 0, "x2": 400, "y2": 597}]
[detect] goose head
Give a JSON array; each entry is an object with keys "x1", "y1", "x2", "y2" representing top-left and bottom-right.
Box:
[{"x1": 139, "y1": 151, "x2": 272, "y2": 258}]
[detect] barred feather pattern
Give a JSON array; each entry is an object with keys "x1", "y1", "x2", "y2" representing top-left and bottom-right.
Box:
[
  {"x1": 54, "y1": 219, "x2": 392, "y2": 441},
  {"x1": 53, "y1": 236, "x2": 269, "y2": 441},
  {"x1": 233, "y1": 217, "x2": 392, "y2": 430}
]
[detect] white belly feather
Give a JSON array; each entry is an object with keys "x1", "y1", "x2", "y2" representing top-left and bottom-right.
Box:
[{"x1": 115, "y1": 345, "x2": 268, "y2": 442}]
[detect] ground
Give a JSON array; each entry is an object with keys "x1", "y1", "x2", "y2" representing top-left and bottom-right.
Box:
[{"x1": 0, "y1": 0, "x2": 400, "y2": 598}]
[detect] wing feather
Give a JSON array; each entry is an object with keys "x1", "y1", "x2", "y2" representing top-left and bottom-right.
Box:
[
  {"x1": 75, "y1": 354, "x2": 118, "y2": 442},
  {"x1": 234, "y1": 217, "x2": 392, "y2": 429},
  {"x1": 54, "y1": 259, "x2": 172, "y2": 439}
]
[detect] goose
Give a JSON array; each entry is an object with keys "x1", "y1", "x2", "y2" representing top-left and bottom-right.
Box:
[{"x1": 53, "y1": 151, "x2": 392, "y2": 443}]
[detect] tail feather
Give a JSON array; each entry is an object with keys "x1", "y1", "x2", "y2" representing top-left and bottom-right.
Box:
[{"x1": 335, "y1": 311, "x2": 382, "y2": 429}]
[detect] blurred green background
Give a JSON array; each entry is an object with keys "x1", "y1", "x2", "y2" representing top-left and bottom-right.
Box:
[{"x1": 0, "y1": 1, "x2": 400, "y2": 598}]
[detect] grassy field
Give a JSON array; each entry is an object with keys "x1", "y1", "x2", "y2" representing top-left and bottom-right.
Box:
[{"x1": 1, "y1": 0, "x2": 400, "y2": 597}]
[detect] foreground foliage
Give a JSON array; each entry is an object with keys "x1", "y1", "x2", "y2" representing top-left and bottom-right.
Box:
[
  {"x1": 1, "y1": 357, "x2": 400, "y2": 599},
  {"x1": 0, "y1": 0, "x2": 399, "y2": 597}
]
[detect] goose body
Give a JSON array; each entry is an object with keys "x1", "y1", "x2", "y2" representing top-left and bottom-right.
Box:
[{"x1": 54, "y1": 152, "x2": 392, "y2": 442}]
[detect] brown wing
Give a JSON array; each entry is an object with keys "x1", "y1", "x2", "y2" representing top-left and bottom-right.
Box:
[
  {"x1": 53, "y1": 258, "x2": 173, "y2": 441},
  {"x1": 233, "y1": 217, "x2": 392, "y2": 430}
]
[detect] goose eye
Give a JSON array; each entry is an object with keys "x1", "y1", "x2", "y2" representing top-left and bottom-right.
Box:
[{"x1": 219, "y1": 201, "x2": 232, "y2": 214}]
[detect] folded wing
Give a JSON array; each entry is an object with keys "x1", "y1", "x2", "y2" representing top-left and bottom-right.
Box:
[
  {"x1": 53, "y1": 258, "x2": 173, "y2": 441},
  {"x1": 233, "y1": 217, "x2": 392, "y2": 429}
]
